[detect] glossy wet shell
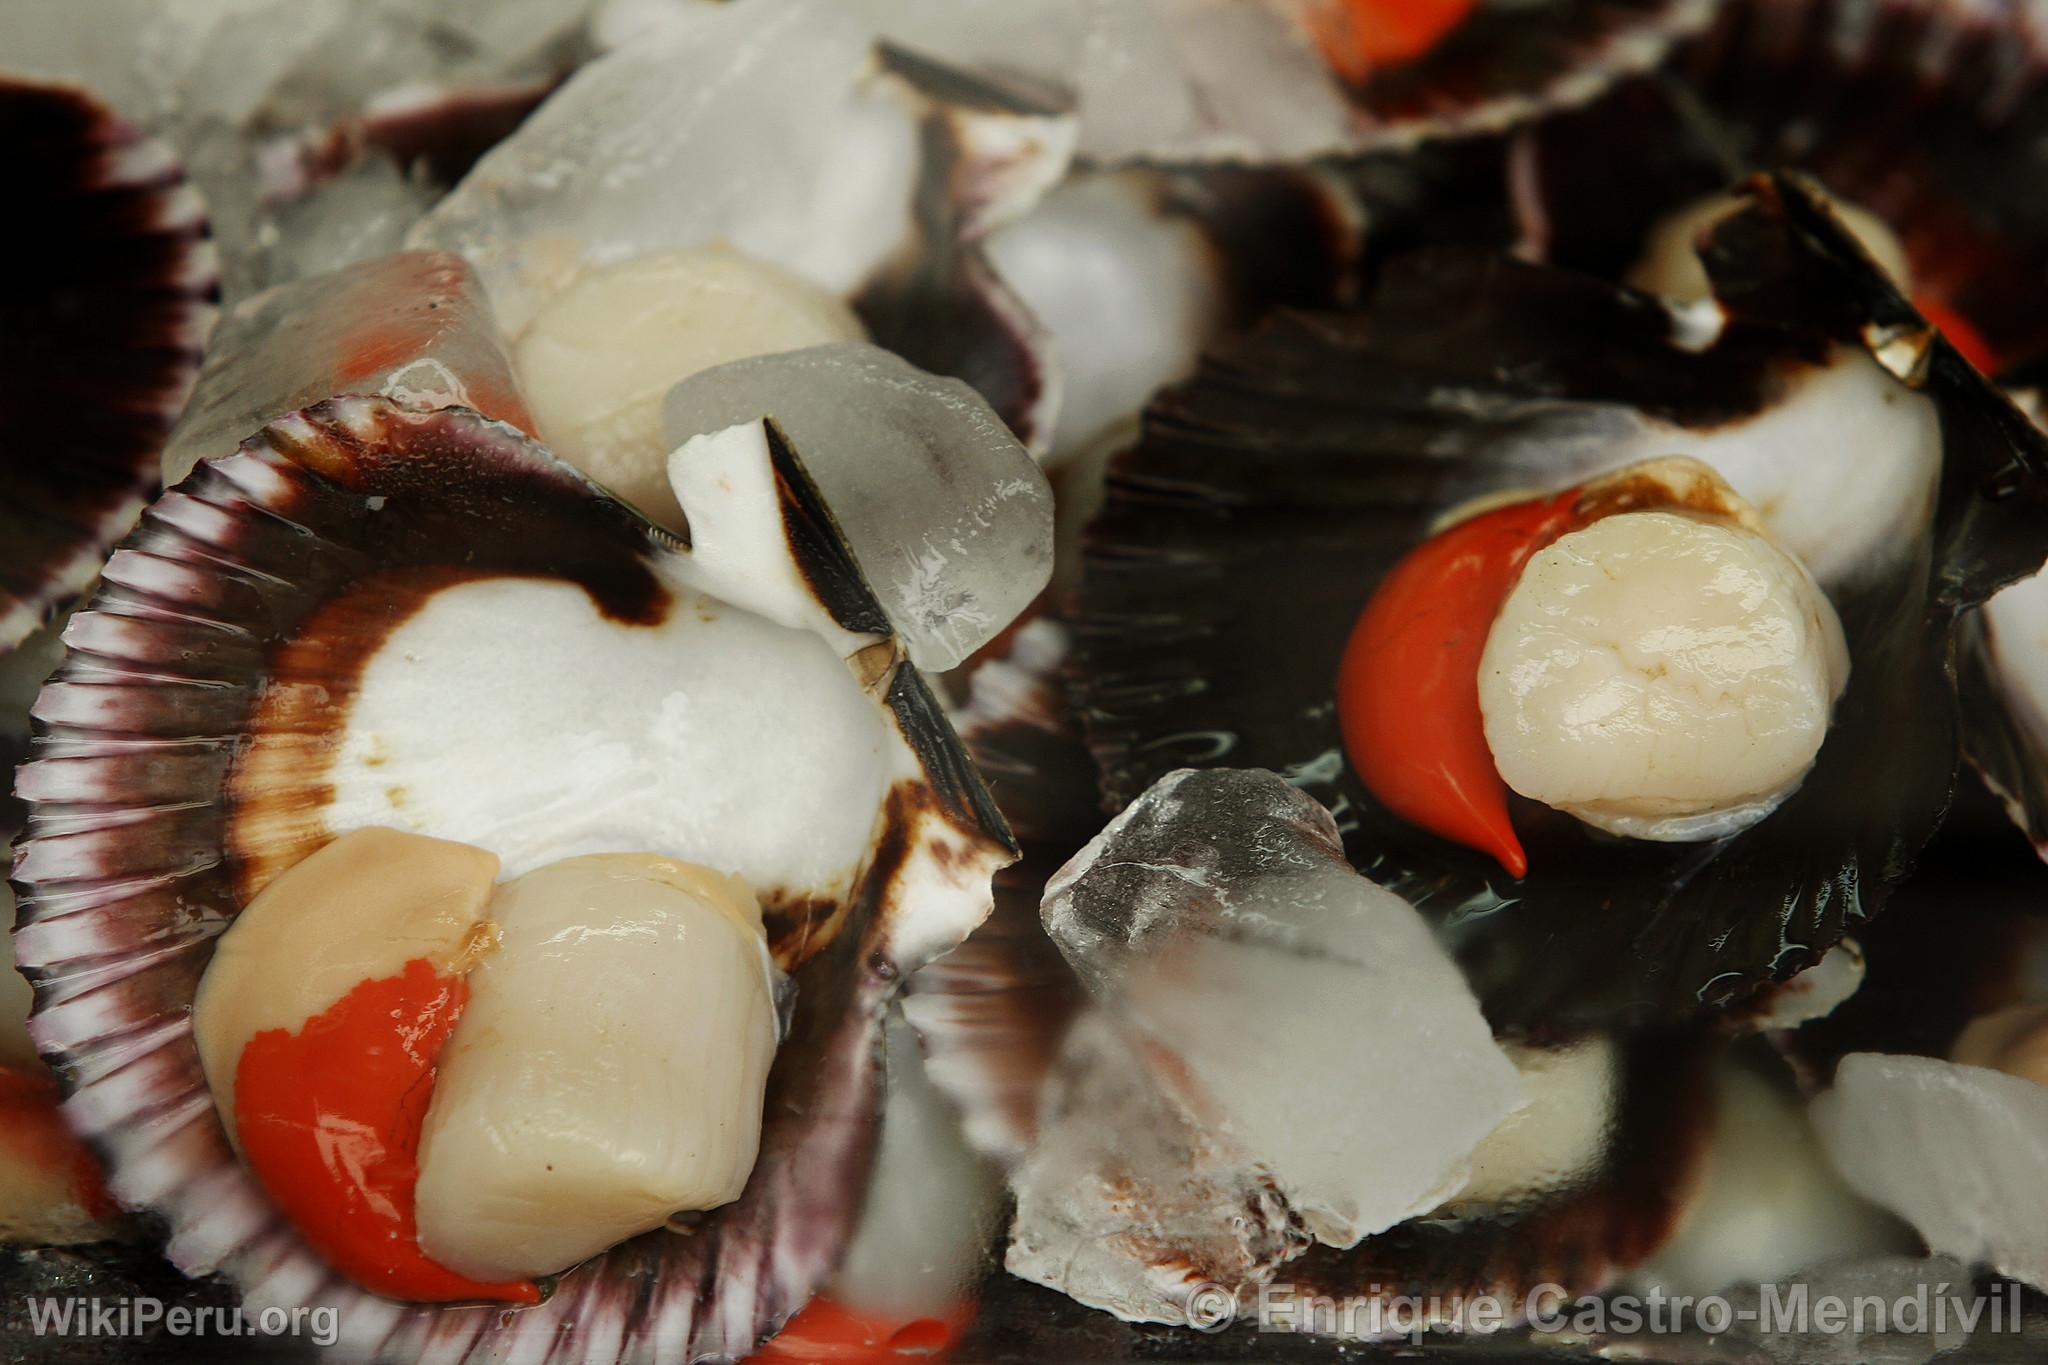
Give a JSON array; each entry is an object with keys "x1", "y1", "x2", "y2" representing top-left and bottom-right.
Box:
[
  {"x1": 8, "y1": 398, "x2": 1013, "y2": 1361},
  {"x1": 1069, "y1": 178, "x2": 2048, "y2": 1032},
  {"x1": 1515, "y1": 0, "x2": 2048, "y2": 377},
  {"x1": 0, "y1": 78, "x2": 216, "y2": 655}
]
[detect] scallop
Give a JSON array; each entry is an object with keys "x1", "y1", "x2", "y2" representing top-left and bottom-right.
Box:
[
  {"x1": 11, "y1": 316, "x2": 1050, "y2": 1357},
  {"x1": 1069, "y1": 175, "x2": 2048, "y2": 1031},
  {"x1": 1478, "y1": 506, "x2": 1849, "y2": 842}
]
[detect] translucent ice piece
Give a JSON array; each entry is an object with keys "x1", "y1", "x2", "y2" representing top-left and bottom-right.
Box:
[
  {"x1": 1006, "y1": 1011, "x2": 1305, "y2": 1324},
  {"x1": 160, "y1": 250, "x2": 531, "y2": 486},
  {"x1": 1041, "y1": 767, "x2": 1521, "y2": 1249},
  {"x1": 665, "y1": 344, "x2": 1054, "y2": 672},
  {"x1": 411, "y1": 0, "x2": 925, "y2": 336},
  {"x1": 1812, "y1": 1053, "x2": 2048, "y2": 1290}
]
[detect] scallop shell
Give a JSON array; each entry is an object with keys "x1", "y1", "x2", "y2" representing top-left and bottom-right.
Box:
[
  {"x1": 1069, "y1": 174, "x2": 2048, "y2": 1032},
  {"x1": 9, "y1": 397, "x2": 1017, "y2": 1360},
  {"x1": 1514, "y1": 0, "x2": 2048, "y2": 376},
  {"x1": 0, "y1": 76, "x2": 216, "y2": 656},
  {"x1": 410, "y1": 9, "x2": 1082, "y2": 456},
  {"x1": 885, "y1": 0, "x2": 1716, "y2": 164},
  {"x1": 1777, "y1": 782, "x2": 2048, "y2": 1092}
]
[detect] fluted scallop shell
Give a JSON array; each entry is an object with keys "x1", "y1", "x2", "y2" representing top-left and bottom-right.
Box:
[
  {"x1": 9, "y1": 396, "x2": 1016, "y2": 1361},
  {"x1": 0, "y1": 76, "x2": 216, "y2": 656},
  {"x1": 1515, "y1": 0, "x2": 2048, "y2": 376},
  {"x1": 1069, "y1": 175, "x2": 2048, "y2": 1033}
]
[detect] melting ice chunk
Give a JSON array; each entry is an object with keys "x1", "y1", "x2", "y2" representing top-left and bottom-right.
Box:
[
  {"x1": 665, "y1": 344, "x2": 1054, "y2": 673},
  {"x1": 160, "y1": 251, "x2": 529, "y2": 487},
  {"x1": 1040, "y1": 767, "x2": 1521, "y2": 1249},
  {"x1": 410, "y1": 0, "x2": 925, "y2": 335},
  {"x1": 1006, "y1": 1011, "x2": 1305, "y2": 1324},
  {"x1": 1812, "y1": 1053, "x2": 2048, "y2": 1290}
]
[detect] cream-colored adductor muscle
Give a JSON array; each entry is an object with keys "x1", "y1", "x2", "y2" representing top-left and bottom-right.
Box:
[
  {"x1": 413, "y1": 853, "x2": 779, "y2": 1282},
  {"x1": 1479, "y1": 499, "x2": 1849, "y2": 843}
]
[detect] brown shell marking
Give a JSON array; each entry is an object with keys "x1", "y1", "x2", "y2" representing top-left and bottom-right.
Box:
[
  {"x1": 0, "y1": 77, "x2": 217, "y2": 654},
  {"x1": 1336, "y1": 0, "x2": 1717, "y2": 144}
]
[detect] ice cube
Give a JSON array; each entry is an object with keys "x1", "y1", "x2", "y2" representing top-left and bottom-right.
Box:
[
  {"x1": 1812, "y1": 1053, "x2": 2048, "y2": 1290},
  {"x1": 160, "y1": 251, "x2": 530, "y2": 487},
  {"x1": 410, "y1": 0, "x2": 924, "y2": 336},
  {"x1": 664, "y1": 343, "x2": 1053, "y2": 672},
  {"x1": 1041, "y1": 767, "x2": 1521, "y2": 1249},
  {"x1": 1005, "y1": 1010, "x2": 1306, "y2": 1324}
]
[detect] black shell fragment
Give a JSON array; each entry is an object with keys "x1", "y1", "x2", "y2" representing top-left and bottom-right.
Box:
[
  {"x1": 1778, "y1": 779, "x2": 2048, "y2": 1092},
  {"x1": 1070, "y1": 175, "x2": 2048, "y2": 1033}
]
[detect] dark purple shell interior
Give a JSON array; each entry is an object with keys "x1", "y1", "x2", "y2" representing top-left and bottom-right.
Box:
[
  {"x1": 0, "y1": 78, "x2": 216, "y2": 656},
  {"x1": 1776, "y1": 779, "x2": 2048, "y2": 1093},
  {"x1": 1515, "y1": 0, "x2": 2048, "y2": 377},
  {"x1": 7, "y1": 398, "x2": 1011, "y2": 1361},
  {"x1": 1069, "y1": 176, "x2": 2048, "y2": 1034}
]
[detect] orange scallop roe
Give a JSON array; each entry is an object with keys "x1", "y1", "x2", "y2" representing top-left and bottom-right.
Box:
[
  {"x1": 233, "y1": 957, "x2": 539, "y2": 1305},
  {"x1": 1336, "y1": 487, "x2": 1586, "y2": 877}
]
